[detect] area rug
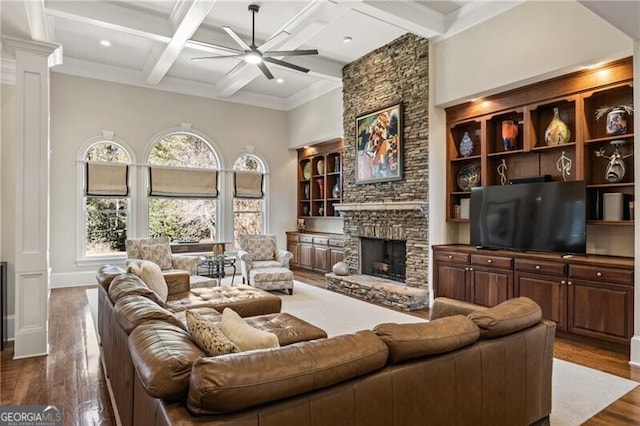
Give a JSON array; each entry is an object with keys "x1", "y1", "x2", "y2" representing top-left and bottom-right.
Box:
[{"x1": 85, "y1": 279, "x2": 639, "y2": 425}]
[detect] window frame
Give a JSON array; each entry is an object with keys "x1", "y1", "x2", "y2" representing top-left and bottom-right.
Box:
[
  {"x1": 76, "y1": 135, "x2": 136, "y2": 265},
  {"x1": 231, "y1": 151, "x2": 269, "y2": 249}
]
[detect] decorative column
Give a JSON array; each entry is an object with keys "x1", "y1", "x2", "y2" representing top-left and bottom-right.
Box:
[{"x1": 2, "y1": 36, "x2": 62, "y2": 358}]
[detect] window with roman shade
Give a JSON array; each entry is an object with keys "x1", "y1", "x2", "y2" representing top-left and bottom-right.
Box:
[
  {"x1": 148, "y1": 166, "x2": 218, "y2": 198},
  {"x1": 85, "y1": 161, "x2": 130, "y2": 196},
  {"x1": 233, "y1": 171, "x2": 264, "y2": 198}
]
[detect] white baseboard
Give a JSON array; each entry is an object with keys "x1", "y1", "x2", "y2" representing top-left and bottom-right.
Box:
[
  {"x1": 50, "y1": 271, "x2": 96, "y2": 288},
  {"x1": 629, "y1": 335, "x2": 640, "y2": 366}
]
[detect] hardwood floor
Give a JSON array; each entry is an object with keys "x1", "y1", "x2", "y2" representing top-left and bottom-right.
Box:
[{"x1": 1, "y1": 273, "x2": 640, "y2": 425}]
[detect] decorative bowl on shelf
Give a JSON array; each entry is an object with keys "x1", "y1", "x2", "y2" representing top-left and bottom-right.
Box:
[{"x1": 457, "y1": 164, "x2": 480, "y2": 191}]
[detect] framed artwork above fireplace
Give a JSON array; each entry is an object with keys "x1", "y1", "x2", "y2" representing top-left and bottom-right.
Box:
[{"x1": 355, "y1": 102, "x2": 403, "y2": 184}]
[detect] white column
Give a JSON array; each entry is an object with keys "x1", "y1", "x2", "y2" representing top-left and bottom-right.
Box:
[
  {"x1": 630, "y1": 39, "x2": 640, "y2": 366},
  {"x1": 2, "y1": 36, "x2": 62, "y2": 359}
]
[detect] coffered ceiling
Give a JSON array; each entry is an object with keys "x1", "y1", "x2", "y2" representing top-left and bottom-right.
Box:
[{"x1": 1, "y1": 1, "x2": 637, "y2": 111}]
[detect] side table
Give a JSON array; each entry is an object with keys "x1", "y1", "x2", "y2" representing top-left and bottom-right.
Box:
[{"x1": 199, "y1": 255, "x2": 236, "y2": 285}]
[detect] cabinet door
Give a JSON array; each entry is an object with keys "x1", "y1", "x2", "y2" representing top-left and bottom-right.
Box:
[
  {"x1": 514, "y1": 272, "x2": 567, "y2": 331},
  {"x1": 313, "y1": 246, "x2": 329, "y2": 272},
  {"x1": 470, "y1": 266, "x2": 512, "y2": 307},
  {"x1": 298, "y1": 244, "x2": 313, "y2": 269},
  {"x1": 329, "y1": 248, "x2": 343, "y2": 268},
  {"x1": 287, "y1": 242, "x2": 299, "y2": 267},
  {"x1": 434, "y1": 262, "x2": 470, "y2": 302},
  {"x1": 568, "y1": 279, "x2": 633, "y2": 344}
]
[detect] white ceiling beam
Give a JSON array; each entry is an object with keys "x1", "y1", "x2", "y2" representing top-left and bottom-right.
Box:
[
  {"x1": 215, "y1": 0, "x2": 355, "y2": 98},
  {"x1": 438, "y1": 0, "x2": 524, "y2": 41},
  {"x1": 578, "y1": 0, "x2": 640, "y2": 40},
  {"x1": 44, "y1": 1, "x2": 173, "y2": 43},
  {"x1": 23, "y1": 0, "x2": 49, "y2": 41},
  {"x1": 353, "y1": 0, "x2": 445, "y2": 39},
  {"x1": 145, "y1": 0, "x2": 217, "y2": 85}
]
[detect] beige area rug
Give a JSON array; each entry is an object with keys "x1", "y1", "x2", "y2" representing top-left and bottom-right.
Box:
[{"x1": 85, "y1": 278, "x2": 639, "y2": 425}]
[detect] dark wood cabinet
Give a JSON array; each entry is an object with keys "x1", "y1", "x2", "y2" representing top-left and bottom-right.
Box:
[
  {"x1": 286, "y1": 232, "x2": 344, "y2": 273},
  {"x1": 433, "y1": 245, "x2": 634, "y2": 347}
]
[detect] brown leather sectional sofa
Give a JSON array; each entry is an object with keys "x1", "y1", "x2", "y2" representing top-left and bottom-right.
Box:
[{"x1": 97, "y1": 265, "x2": 555, "y2": 426}]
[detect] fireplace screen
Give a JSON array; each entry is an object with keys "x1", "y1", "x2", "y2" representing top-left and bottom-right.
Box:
[{"x1": 360, "y1": 237, "x2": 406, "y2": 282}]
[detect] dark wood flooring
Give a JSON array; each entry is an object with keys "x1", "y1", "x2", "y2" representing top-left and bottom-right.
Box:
[{"x1": 1, "y1": 271, "x2": 640, "y2": 425}]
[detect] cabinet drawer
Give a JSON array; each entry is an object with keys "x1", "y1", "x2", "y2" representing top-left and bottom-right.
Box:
[
  {"x1": 287, "y1": 234, "x2": 299, "y2": 242},
  {"x1": 435, "y1": 251, "x2": 469, "y2": 265},
  {"x1": 569, "y1": 264, "x2": 633, "y2": 286},
  {"x1": 313, "y1": 237, "x2": 329, "y2": 246},
  {"x1": 471, "y1": 254, "x2": 512, "y2": 269},
  {"x1": 515, "y1": 258, "x2": 566, "y2": 276},
  {"x1": 299, "y1": 235, "x2": 314, "y2": 244},
  {"x1": 329, "y1": 238, "x2": 345, "y2": 248}
]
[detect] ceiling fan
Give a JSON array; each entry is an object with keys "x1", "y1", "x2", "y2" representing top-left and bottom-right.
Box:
[{"x1": 191, "y1": 4, "x2": 319, "y2": 80}]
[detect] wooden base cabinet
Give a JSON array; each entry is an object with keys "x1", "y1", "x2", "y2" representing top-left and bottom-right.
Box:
[
  {"x1": 286, "y1": 232, "x2": 344, "y2": 273},
  {"x1": 434, "y1": 245, "x2": 634, "y2": 347}
]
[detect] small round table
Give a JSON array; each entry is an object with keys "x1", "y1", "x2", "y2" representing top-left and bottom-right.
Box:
[{"x1": 199, "y1": 255, "x2": 236, "y2": 285}]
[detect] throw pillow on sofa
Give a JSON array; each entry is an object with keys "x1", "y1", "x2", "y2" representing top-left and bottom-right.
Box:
[
  {"x1": 139, "y1": 243, "x2": 173, "y2": 270},
  {"x1": 221, "y1": 308, "x2": 279, "y2": 351},
  {"x1": 135, "y1": 260, "x2": 169, "y2": 303},
  {"x1": 186, "y1": 310, "x2": 240, "y2": 357}
]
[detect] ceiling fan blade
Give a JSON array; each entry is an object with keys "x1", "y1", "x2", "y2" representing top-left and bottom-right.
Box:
[
  {"x1": 191, "y1": 54, "x2": 246, "y2": 61},
  {"x1": 264, "y1": 57, "x2": 310, "y2": 73},
  {"x1": 222, "y1": 26, "x2": 252, "y2": 51},
  {"x1": 257, "y1": 62, "x2": 274, "y2": 80},
  {"x1": 263, "y1": 49, "x2": 318, "y2": 57},
  {"x1": 187, "y1": 39, "x2": 243, "y2": 55}
]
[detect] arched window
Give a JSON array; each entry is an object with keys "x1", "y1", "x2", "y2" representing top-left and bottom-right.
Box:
[
  {"x1": 82, "y1": 141, "x2": 132, "y2": 257},
  {"x1": 147, "y1": 132, "x2": 219, "y2": 243},
  {"x1": 232, "y1": 153, "x2": 266, "y2": 249}
]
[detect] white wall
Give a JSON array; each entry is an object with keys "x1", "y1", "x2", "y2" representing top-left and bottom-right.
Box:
[
  {"x1": 49, "y1": 73, "x2": 296, "y2": 284},
  {"x1": 288, "y1": 87, "x2": 343, "y2": 149},
  {"x1": 430, "y1": 0, "x2": 635, "y2": 257}
]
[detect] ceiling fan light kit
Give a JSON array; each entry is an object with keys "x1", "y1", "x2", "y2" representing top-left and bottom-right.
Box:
[{"x1": 191, "y1": 4, "x2": 319, "y2": 80}]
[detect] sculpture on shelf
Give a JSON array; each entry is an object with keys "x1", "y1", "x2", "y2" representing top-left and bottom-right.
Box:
[
  {"x1": 556, "y1": 151, "x2": 572, "y2": 182},
  {"x1": 497, "y1": 159, "x2": 508, "y2": 185},
  {"x1": 297, "y1": 218, "x2": 306, "y2": 232},
  {"x1": 594, "y1": 140, "x2": 633, "y2": 183}
]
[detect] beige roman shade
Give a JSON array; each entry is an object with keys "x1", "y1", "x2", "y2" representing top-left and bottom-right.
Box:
[
  {"x1": 234, "y1": 171, "x2": 264, "y2": 198},
  {"x1": 85, "y1": 162, "x2": 129, "y2": 196},
  {"x1": 149, "y1": 166, "x2": 218, "y2": 198}
]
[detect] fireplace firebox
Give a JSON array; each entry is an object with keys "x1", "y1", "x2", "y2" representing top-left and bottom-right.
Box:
[{"x1": 360, "y1": 237, "x2": 406, "y2": 283}]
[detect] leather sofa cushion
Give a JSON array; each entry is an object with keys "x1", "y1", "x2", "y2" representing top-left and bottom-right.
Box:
[
  {"x1": 96, "y1": 264, "x2": 126, "y2": 291},
  {"x1": 373, "y1": 315, "x2": 479, "y2": 364},
  {"x1": 114, "y1": 294, "x2": 186, "y2": 334},
  {"x1": 430, "y1": 297, "x2": 488, "y2": 320},
  {"x1": 108, "y1": 274, "x2": 164, "y2": 306},
  {"x1": 468, "y1": 297, "x2": 542, "y2": 338},
  {"x1": 187, "y1": 330, "x2": 389, "y2": 415},
  {"x1": 129, "y1": 321, "x2": 205, "y2": 400}
]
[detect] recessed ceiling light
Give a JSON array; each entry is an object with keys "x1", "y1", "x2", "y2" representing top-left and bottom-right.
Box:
[
  {"x1": 100, "y1": 40, "x2": 111, "y2": 47},
  {"x1": 343, "y1": 36, "x2": 353, "y2": 43},
  {"x1": 276, "y1": 78, "x2": 284, "y2": 84}
]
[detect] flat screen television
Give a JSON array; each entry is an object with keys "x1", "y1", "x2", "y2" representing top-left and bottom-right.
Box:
[{"x1": 470, "y1": 180, "x2": 586, "y2": 254}]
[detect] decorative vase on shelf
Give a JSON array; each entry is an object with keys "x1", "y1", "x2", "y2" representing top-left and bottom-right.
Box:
[
  {"x1": 501, "y1": 120, "x2": 518, "y2": 150},
  {"x1": 544, "y1": 107, "x2": 571, "y2": 145},
  {"x1": 316, "y1": 178, "x2": 324, "y2": 198},
  {"x1": 332, "y1": 182, "x2": 340, "y2": 198},
  {"x1": 606, "y1": 106, "x2": 629, "y2": 136},
  {"x1": 459, "y1": 131, "x2": 474, "y2": 157},
  {"x1": 304, "y1": 183, "x2": 310, "y2": 199},
  {"x1": 316, "y1": 160, "x2": 324, "y2": 175},
  {"x1": 334, "y1": 156, "x2": 340, "y2": 172},
  {"x1": 318, "y1": 206, "x2": 324, "y2": 216},
  {"x1": 302, "y1": 205, "x2": 309, "y2": 216}
]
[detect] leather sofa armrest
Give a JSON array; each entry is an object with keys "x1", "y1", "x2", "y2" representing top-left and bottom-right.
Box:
[
  {"x1": 164, "y1": 270, "x2": 191, "y2": 294},
  {"x1": 171, "y1": 255, "x2": 199, "y2": 275},
  {"x1": 430, "y1": 297, "x2": 488, "y2": 321}
]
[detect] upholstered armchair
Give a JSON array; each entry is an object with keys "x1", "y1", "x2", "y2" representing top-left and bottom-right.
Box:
[
  {"x1": 237, "y1": 235, "x2": 293, "y2": 284},
  {"x1": 125, "y1": 237, "x2": 199, "y2": 277}
]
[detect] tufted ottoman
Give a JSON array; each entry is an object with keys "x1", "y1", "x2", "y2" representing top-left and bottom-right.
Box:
[
  {"x1": 249, "y1": 267, "x2": 294, "y2": 295},
  {"x1": 166, "y1": 284, "x2": 282, "y2": 317}
]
